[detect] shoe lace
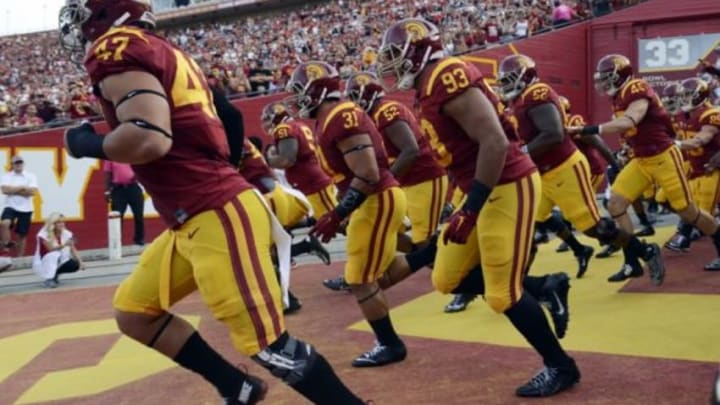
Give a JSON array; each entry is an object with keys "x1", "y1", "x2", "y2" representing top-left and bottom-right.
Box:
[
  {"x1": 364, "y1": 342, "x2": 387, "y2": 358},
  {"x1": 527, "y1": 367, "x2": 559, "y2": 389}
]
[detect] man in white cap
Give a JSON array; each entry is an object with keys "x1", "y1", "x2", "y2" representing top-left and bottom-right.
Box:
[{"x1": 1, "y1": 155, "x2": 38, "y2": 258}]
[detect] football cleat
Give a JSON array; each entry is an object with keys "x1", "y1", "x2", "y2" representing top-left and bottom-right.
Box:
[
  {"x1": 444, "y1": 294, "x2": 477, "y2": 313},
  {"x1": 224, "y1": 374, "x2": 268, "y2": 405},
  {"x1": 664, "y1": 234, "x2": 690, "y2": 252},
  {"x1": 283, "y1": 291, "x2": 302, "y2": 315},
  {"x1": 575, "y1": 245, "x2": 594, "y2": 278},
  {"x1": 515, "y1": 359, "x2": 580, "y2": 397},
  {"x1": 643, "y1": 243, "x2": 665, "y2": 285},
  {"x1": 322, "y1": 275, "x2": 351, "y2": 292},
  {"x1": 555, "y1": 241, "x2": 570, "y2": 253},
  {"x1": 705, "y1": 258, "x2": 720, "y2": 272},
  {"x1": 635, "y1": 225, "x2": 655, "y2": 237},
  {"x1": 595, "y1": 244, "x2": 618, "y2": 259},
  {"x1": 540, "y1": 273, "x2": 570, "y2": 339},
  {"x1": 352, "y1": 342, "x2": 407, "y2": 368},
  {"x1": 308, "y1": 235, "x2": 331, "y2": 265},
  {"x1": 607, "y1": 264, "x2": 643, "y2": 282}
]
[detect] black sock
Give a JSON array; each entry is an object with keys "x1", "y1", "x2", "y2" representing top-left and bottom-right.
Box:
[
  {"x1": 406, "y1": 234, "x2": 438, "y2": 272},
  {"x1": 679, "y1": 222, "x2": 693, "y2": 238},
  {"x1": 522, "y1": 275, "x2": 548, "y2": 301},
  {"x1": 626, "y1": 237, "x2": 650, "y2": 262},
  {"x1": 636, "y1": 211, "x2": 651, "y2": 227},
  {"x1": 368, "y1": 315, "x2": 403, "y2": 347},
  {"x1": 290, "y1": 353, "x2": 364, "y2": 405},
  {"x1": 543, "y1": 216, "x2": 584, "y2": 255},
  {"x1": 504, "y1": 292, "x2": 571, "y2": 367},
  {"x1": 173, "y1": 332, "x2": 246, "y2": 399},
  {"x1": 451, "y1": 265, "x2": 485, "y2": 295},
  {"x1": 291, "y1": 238, "x2": 311, "y2": 257},
  {"x1": 712, "y1": 228, "x2": 720, "y2": 256}
]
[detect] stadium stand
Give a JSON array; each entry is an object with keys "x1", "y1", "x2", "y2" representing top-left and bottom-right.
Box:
[{"x1": 0, "y1": 0, "x2": 644, "y2": 135}]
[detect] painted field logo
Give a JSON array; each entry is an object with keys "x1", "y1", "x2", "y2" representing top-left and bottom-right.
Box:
[{"x1": 0, "y1": 316, "x2": 200, "y2": 404}]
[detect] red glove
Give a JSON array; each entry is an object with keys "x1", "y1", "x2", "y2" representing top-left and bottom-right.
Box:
[
  {"x1": 443, "y1": 208, "x2": 479, "y2": 245},
  {"x1": 310, "y1": 210, "x2": 344, "y2": 243}
]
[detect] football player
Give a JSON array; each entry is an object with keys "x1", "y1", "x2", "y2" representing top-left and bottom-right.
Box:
[
  {"x1": 377, "y1": 18, "x2": 579, "y2": 397},
  {"x1": 59, "y1": 1, "x2": 363, "y2": 404},
  {"x1": 570, "y1": 54, "x2": 720, "y2": 276},
  {"x1": 286, "y1": 61, "x2": 412, "y2": 368},
  {"x1": 671, "y1": 78, "x2": 720, "y2": 269},
  {"x1": 261, "y1": 101, "x2": 339, "y2": 224},
  {"x1": 498, "y1": 55, "x2": 602, "y2": 277},
  {"x1": 320, "y1": 72, "x2": 450, "y2": 293}
]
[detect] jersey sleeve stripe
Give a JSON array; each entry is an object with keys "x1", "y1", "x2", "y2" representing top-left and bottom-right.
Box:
[{"x1": 372, "y1": 101, "x2": 398, "y2": 125}]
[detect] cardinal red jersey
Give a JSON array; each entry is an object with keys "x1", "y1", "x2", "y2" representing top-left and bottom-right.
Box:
[
  {"x1": 85, "y1": 26, "x2": 251, "y2": 227},
  {"x1": 611, "y1": 78, "x2": 674, "y2": 157},
  {"x1": 239, "y1": 139, "x2": 276, "y2": 189},
  {"x1": 568, "y1": 114, "x2": 606, "y2": 175},
  {"x1": 670, "y1": 111, "x2": 691, "y2": 160},
  {"x1": 512, "y1": 82, "x2": 577, "y2": 173},
  {"x1": 70, "y1": 94, "x2": 92, "y2": 119},
  {"x1": 415, "y1": 57, "x2": 536, "y2": 193},
  {"x1": 316, "y1": 101, "x2": 398, "y2": 195},
  {"x1": 271, "y1": 120, "x2": 332, "y2": 194},
  {"x1": 370, "y1": 98, "x2": 446, "y2": 186},
  {"x1": 685, "y1": 103, "x2": 720, "y2": 178}
]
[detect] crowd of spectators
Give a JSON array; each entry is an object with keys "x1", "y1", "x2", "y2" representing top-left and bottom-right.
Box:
[{"x1": 0, "y1": 0, "x2": 643, "y2": 135}]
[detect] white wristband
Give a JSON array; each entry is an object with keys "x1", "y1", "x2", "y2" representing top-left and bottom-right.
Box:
[
  {"x1": 520, "y1": 144, "x2": 529, "y2": 154},
  {"x1": 674, "y1": 140, "x2": 682, "y2": 148}
]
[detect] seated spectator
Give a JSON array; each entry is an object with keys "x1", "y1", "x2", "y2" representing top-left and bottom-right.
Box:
[
  {"x1": 247, "y1": 59, "x2": 275, "y2": 96},
  {"x1": 67, "y1": 82, "x2": 96, "y2": 120},
  {"x1": 32, "y1": 212, "x2": 84, "y2": 288}
]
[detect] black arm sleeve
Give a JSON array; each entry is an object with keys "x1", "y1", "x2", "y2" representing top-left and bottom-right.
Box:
[{"x1": 211, "y1": 87, "x2": 245, "y2": 167}]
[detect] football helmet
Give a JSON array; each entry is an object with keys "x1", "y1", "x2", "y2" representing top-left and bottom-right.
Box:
[
  {"x1": 260, "y1": 101, "x2": 291, "y2": 132},
  {"x1": 558, "y1": 96, "x2": 571, "y2": 114},
  {"x1": 376, "y1": 18, "x2": 443, "y2": 91},
  {"x1": 344, "y1": 71, "x2": 385, "y2": 112},
  {"x1": 660, "y1": 82, "x2": 683, "y2": 115},
  {"x1": 679, "y1": 77, "x2": 710, "y2": 112},
  {"x1": 285, "y1": 61, "x2": 341, "y2": 119},
  {"x1": 59, "y1": 0, "x2": 156, "y2": 63},
  {"x1": 594, "y1": 54, "x2": 633, "y2": 96},
  {"x1": 497, "y1": 54, "x2": 538, "y2": 102}
]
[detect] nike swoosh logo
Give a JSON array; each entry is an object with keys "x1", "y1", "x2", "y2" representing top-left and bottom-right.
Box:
[
  {"x1": 488, "y1": 197, "x2": 501, "y2": 203},
  {"x1": 552, "y1": 292, "x2": 565, "y2": 316},
  {"x1": 188, "y1": 228, "x2": 199, "y2": 239}
]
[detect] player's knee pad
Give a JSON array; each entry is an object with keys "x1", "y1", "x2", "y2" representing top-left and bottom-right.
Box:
[
  {"x1": 253, "y1": 333, "x2": 316, "y2": 385},
  {"x1": 485, "y1": 294, "x2": 511, "y2": 314},
  {"x1": 589, "y1": 217, "x2": 619, "y2": 245}
]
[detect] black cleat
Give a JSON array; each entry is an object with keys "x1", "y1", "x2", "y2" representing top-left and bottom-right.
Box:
[
  {"x1": 575, "y1": 245, "x2": 594, "y2": 278},
  {"x1": 307, "y1": 235, "x2": 331, "y2": 265},
  {"x1": 705, "y1": 258, "x2": 720, "y2": 272},
  {"x1": 444, "y1": 294, "x2": 477, "y2": 313},
  {"x1": 595, "y1": 244, "x2": 618, "y2": 259},
  {"x1": 224, "y1": 374, "x2": 268, "y2": 405},
  {"x1": 352, "y1": 342, "x2": 407, "y2": 368},
  {"x1": 555, "y1": 241, "x2": 570, "y2": 253},
  {"x1": 540, "y1": 273, "x2": 570, "y2": 339},
  {"x1": 534, "y1": 230, "x2": 550, "y2": 245},
  {"x1": 322, "y1": 275, "x2": 351, "y2": 292},
  {"x1": 643, "y1": 243, "x2": 665, "y2": 286},
  {"x1": 607, "y1": 264, "x2": 643, "y2": 282},
  {"x1": 283, "y1": 291, "x2": 302, "y2": 315},
  {"x1": 664, "y1": 234, "x2": 690, "y2": 252},
  {"x1": 635, "y1": 225, "x2": 655, "y2": 237},
  {"x1": 515, "y1": 359, "x2": 581, "y2": 397}
]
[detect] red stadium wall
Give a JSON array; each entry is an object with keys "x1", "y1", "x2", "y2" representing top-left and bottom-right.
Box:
[
  {"x1": 588, "y1": 0, "x2": 720, "y2": 138},
  {"x1": 0, "y1": 23, "x2": 590, "y2": 253}
]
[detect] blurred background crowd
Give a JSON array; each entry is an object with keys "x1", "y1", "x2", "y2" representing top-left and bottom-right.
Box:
[{"x1": 0, "y1": 0, "x2": 642, "y2": 135}]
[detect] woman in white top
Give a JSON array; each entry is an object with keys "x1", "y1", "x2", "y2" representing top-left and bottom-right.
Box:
[{"x1": 32, "y1": 212, "x2": 84, "y2": 288}]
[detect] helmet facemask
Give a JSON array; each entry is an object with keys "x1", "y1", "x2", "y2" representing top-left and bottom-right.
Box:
[
  {"x1": 285, "y1": 80, "x2": 326, "y2": 120},
  {"x1": 662, "y1": 95, "x2": 681, "y2": 115},
  {"x1": 594, "y1": 70, "x2": 617, "y2": 96},
  {"x1": 377, "y1": 39, "x2": 430, "y2": 91},
  {"x1": 680, "y1": 86, "x2": 705, "y2": 113},
  {"x1": 498, "y1": 67, "x2": 528, "y2": 102},
  {"x1": 59, "y1": 0, "x2": 91, "y2": 66}
]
